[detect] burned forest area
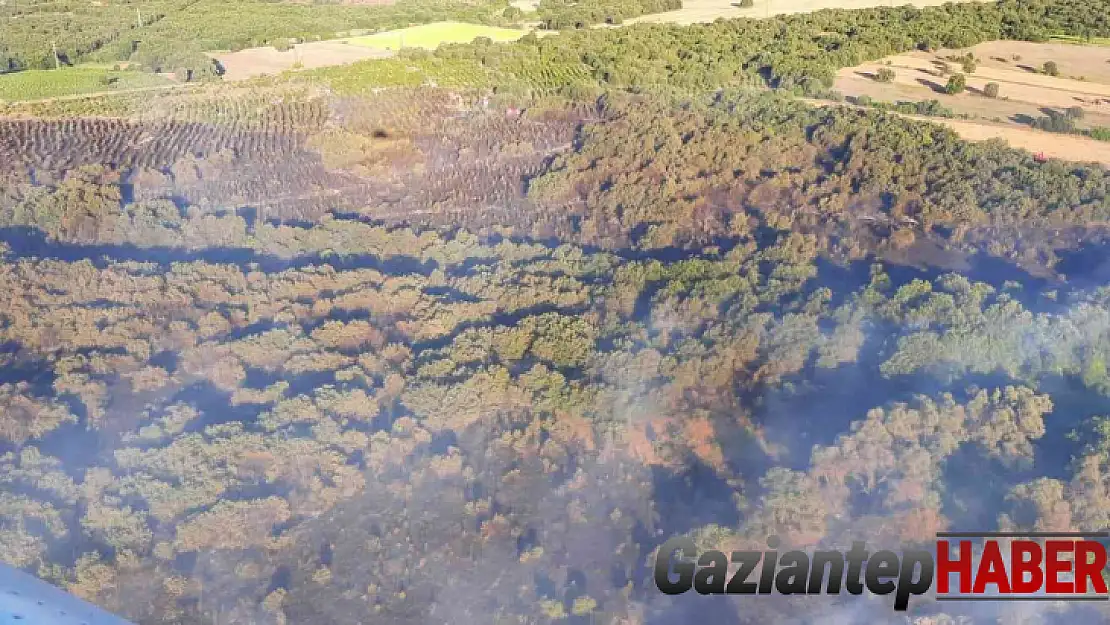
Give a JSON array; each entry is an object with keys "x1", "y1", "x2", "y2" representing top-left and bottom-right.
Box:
[{"x1": 5, "y1": 1, "x2": 1110, "y2": 624}]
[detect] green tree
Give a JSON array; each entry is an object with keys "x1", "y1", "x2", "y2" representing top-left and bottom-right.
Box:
[
  {"x1": 944, "y1": 73, "x2": 966, "y2": 94},
  {"x1": 875, "y1": 67, "x2": 895, "y2": 82},
  {"x1": 1083, "y1": 356, "x2": 1110, "y2": 394},
  {"x1": 1043, "y1": 60, "x2": 1059, "y2": 76},
  {"x1": 983, "y1": 82, "x2": 1000, "y2": 98}
]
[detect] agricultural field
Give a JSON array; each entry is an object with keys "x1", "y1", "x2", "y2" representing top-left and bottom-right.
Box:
[
  {"x1": 342, "y1": 21, "x2": 534, "y2": 50},
  {"x1": 624, "y1": 0, "x2": 987, "y2": 25},
  {"x1": 216, "y1": 21, "x2": 557, "y2": 80},
  {"x1": 0, "y1": 95, "x2": 341, "y2": 221},
  {"x1": 0, "y1": 67, "x2": 176, "y2": 103},
  {"x1": 213, "y1": 41, "x2": 395, "y2": 81},
  {"x1": 832, "y1": 40, "x2": 1110, "y2": 164},
  {"x1": 0, "y1": 86, "x2": 578, "y2": 225}
]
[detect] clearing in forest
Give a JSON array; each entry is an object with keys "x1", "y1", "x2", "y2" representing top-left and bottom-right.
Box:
[
  {"x1": 625, "y1": 0, "x2": 988, "y2": 26},
  {"x1": 342, "y1": 21, "x2": 532, "y2": 50},
  {"x1": 832, "y1": 40, "x2": 1110, "y2": 165},
  {"x1": 213, "y1": 41, "x2": 395, "y2": 82}
]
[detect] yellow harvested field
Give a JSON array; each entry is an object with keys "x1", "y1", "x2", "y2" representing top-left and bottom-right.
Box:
[
  {"x1": 841, "y1": 58, "x2": 1110, "y2": 119},
  {"x1": 213, "y1": 41, "x2": 394, "y2": 82},
  {"x1": 343, "y1": 22, "x2": 532, "y2": 50},
  {"x1": 836, "y1": 42, "x2": 1110, "y2": 120},
  {"x1": 830, "y1": 41, "x2": 1110, "y2": 167},
  {"x1": 974, "y1": 40, "x2": 1110, "y2": 83},
  {"x1": 626, "y1": 0, "x2": 988, "y2": 26}
]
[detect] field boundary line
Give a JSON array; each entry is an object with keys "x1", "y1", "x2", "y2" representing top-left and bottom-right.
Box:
[{"x1": 2, "y1": 82, "x2": 193, "y2": 106}]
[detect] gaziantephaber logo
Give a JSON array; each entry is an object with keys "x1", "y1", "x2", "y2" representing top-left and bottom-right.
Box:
[{"x1": 654, "y1": 532, "x2": 1110, "y2": 611}]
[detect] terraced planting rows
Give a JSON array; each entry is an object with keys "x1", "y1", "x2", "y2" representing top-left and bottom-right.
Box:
[
  {"x1": 0, "y1": 83, "x2": 331, "y2": 125},
  {"x1": 0, "y1": 87, "x2": 589, "y2": 229},
  {"x1": 306, "y1": 56, "x2": 498, "y2": 94},
  {"x1": 313, "y1": 90, "x2": 586, "y2": 225},
  {"x1": 0, "y1": 118, "x2": 302, "y2": 170},
  {"x1": 0, "y1": 107, "x2": 350, "y2": 222},
  {"x1": 141, "y1": 93, "x2": 333, "y2": 131}
]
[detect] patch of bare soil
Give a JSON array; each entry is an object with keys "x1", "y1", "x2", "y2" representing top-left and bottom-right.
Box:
[
  {"x1": 213, "y1": 41, "x2": 395, "y2": 82},
  {"x1": 965, "y1": 40, "x2": 1110, "y2": 85}
]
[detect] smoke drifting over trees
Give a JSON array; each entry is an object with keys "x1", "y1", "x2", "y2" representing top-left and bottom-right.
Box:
[{"x1": 5, "y1": 14, "x2": 1110, "y2": 624}]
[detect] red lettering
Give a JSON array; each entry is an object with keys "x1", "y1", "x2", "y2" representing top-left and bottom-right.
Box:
[
  {"x1": 973, "y1": 541, "x2": 1011, "y2": 594},
  {"x1": 1074, "y1": 541, "x2": 1108, "y2": 594},
  {"x1": 936, "y1": 540, "x2": 973, "y2": 594},
  {"x1": 1045, "y1": 540, "x2": 1074, "y2": 594},
  {"x1": 1010, "y1": 541, "x2": 1043, "y2": 594}
]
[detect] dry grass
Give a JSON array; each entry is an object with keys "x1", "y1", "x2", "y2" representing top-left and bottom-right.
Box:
[
  {"x1": 830, "y1": 40, "x2": 1110, "y2": 166},
  {"x1": 625, "y1": 0, "x2": 988, "y2": 26}
]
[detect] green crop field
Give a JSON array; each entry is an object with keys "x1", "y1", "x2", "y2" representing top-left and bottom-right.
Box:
[
  {"x1": 0, "y1": 66, "x2": 175, "y2": 102},
  {"x1": 342, "y1": 21, "x2": 531, "y2": 50}
]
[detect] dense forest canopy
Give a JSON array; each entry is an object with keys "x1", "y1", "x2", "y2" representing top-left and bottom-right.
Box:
[
  {"x1": 4, "y1": 0, "x2": 1110, "y2": 624},
  {"x1": 3, "y1": 85, "x2": 1110, "y2": 623}
]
